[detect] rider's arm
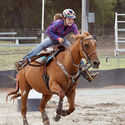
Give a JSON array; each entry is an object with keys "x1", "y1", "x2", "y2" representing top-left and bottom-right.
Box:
[
  {"x1": 72, "y1": 24, "x2": 79, "y2": 35},
  {"x1": 46, "y1": 20, "x2": 62, "y2": 41}
]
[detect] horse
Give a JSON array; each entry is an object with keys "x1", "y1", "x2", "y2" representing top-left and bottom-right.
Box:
[{"x1": 7, "y1": 32, "x2": 100, "y2": 125}]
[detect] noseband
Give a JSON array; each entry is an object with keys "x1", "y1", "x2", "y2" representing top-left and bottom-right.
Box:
[{"x1": 69, "y1": 36, "x2": 97, "y2": 67}]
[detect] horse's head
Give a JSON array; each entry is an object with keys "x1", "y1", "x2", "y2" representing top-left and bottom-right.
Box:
[{"x1": 72, "y1": 32, "x2": 100, "y2": 69}]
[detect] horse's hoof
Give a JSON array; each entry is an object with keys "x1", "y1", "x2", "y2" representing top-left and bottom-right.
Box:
[
  {"x1": 23, "y1": 121, "x2": 29, "y2": 125},
  {"x1": 42, "y1": 111, "x2": 50, "y2": 125},
  {"x1": 43, "y1": 120, "x2": 50, "y2": 125},
  {"x1": 53, "y1": 115, "x2": 61, "y2": 122},
  {"x1": 61, "y1": 110, "x2": 68, "y2": 116},
  {"x1": 23, "y1": 118, "x2": 29, "y2": 125}
]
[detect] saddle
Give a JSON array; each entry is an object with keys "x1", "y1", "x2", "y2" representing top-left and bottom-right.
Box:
[{"x1": 34, "y1": 44, "x2": 65, "y2": 66}]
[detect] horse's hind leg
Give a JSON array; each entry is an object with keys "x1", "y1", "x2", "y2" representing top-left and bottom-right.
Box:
[
  {"x1": 21, "y1": 88, "x2": 31, "y2": 125},
  {"x1": 39, "y1": 94, "x2": 52, "y2": 125},
  {"x1": 19, "y1": 76, "x2": 31, "y2": 125}
]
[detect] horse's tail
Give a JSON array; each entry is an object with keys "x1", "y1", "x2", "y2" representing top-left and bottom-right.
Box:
[{"x1": 6, "y1": 74, "x2": 21, "y2": 102}]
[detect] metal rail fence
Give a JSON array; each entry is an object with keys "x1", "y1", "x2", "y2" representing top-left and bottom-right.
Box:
[{"x1": 0, "y1": 28, "x2": 124, "y2": 71}]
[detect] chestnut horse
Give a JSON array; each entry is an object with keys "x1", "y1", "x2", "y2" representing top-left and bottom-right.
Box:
[{"x1": 7, "y1": 32, "x2": 100, "y2": 125}]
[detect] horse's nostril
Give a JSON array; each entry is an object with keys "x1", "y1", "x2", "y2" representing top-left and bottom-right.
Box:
[
  {"x1": 93, "y1": 61, "x2": 100, "y2": 64},
  {"x1": 93, "y1": 61, "x2": 98, "y2": 65},
  {"x1": 92, "y1": 61, "x2": 100, "y2": 68}
]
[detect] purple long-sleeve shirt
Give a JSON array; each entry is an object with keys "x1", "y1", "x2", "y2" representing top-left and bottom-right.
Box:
[{"x1": 46, "y1": 19, "x2": 78, "y2": 41}]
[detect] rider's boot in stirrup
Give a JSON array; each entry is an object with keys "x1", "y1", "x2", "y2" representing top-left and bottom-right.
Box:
[
  {"x1": 81, "y1": 69, "x2": 99, "y2": 82},
  {"x1": 15, "y1": 59, "x2": 30, "y2": 70}
]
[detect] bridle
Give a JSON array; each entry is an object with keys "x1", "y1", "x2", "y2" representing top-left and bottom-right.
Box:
[{"x1": 68, "y1": 36, "x2": 97, "y2": 68}]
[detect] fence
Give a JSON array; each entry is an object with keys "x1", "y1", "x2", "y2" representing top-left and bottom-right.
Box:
[
  {"x1": 0, "y1": 28, "x2": 124, "y2": 71},
  {"x1": 1, "y1": 68, "x2": 125, "y2": 88},
  {"x1": 0, "y1": 28, "x2": 43, "y2": 46},
  {"x1": 0, "y1": 31, "x2": 125, "y2": 88}
]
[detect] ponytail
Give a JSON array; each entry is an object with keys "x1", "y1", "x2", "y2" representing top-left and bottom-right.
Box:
[{"x1": 53, "y1": 13, "x2": 63, "y2": 21}]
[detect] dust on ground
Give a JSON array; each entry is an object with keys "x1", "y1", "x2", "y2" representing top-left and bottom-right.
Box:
[{"x1": 0, "y1": 86, "x2": 125, "y2": 125}]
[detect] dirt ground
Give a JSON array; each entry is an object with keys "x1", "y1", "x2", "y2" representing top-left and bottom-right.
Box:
[{"x1": 0, "y1": 86, "x2": 125, "y2": 125}]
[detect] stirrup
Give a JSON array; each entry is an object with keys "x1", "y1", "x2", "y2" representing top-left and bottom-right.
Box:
[
  {"x1": 91, "y1": 72, "x2": 99, "y2": 79},
  {"x1": 86, "y1": 72, "x2": 94, "y2": 82},
  {"x1": 87, "y1": 72, "x2": 99, "y2": 82},
  {"x1": 81, "y1": 70, "x2": 99, "y2": 82}
]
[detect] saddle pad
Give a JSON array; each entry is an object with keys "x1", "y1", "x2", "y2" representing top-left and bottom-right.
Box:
[
  {"x1": 35, "y1": 56, "x2": 47, "y2": 63},
  {"x1": 35, "y1": 47, "x2": 65, "y2": 65}
]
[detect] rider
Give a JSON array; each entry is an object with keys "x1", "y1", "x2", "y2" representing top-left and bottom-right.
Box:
[{"x1": 15, "y1": 9, "x2": 98, "y2": 82}]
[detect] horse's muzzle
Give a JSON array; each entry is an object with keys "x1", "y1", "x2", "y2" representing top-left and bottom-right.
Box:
[{"x1": 91, "y1": 60, "x2": 100, "y2": 69}]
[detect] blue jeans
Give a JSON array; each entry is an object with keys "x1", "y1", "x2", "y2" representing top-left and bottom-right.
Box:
[{"x1": 23, "y1": 37, "x2": 70, "y2": 60}]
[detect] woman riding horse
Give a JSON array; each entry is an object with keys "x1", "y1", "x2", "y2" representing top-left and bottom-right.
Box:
[
  {"x1": 7, "y1": 31, "x2": 100, "y2": 125},
  {"x1": 15, "y1": 9, "x2": 98, "y2": 82}
]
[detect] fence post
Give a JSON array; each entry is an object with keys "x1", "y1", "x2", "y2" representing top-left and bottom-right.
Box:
[{"x1": 16, "y1": 39, "x2": 19, "y2": 45}]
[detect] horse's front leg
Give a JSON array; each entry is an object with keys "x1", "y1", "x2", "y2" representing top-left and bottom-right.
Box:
[
  {"x1": 49, "y1": 80, "x2": 65, "y2": 121},
  {"x1": 61, "y1": 89, "x2": 76, "y2": 117},
  {"x1": 54, "y1": 98, "x2": 63, "y2": 121}
]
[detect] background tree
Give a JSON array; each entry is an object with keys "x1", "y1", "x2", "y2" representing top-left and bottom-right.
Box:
[
  {"x1": 89, "y1": 0, "x2": 117, "y2": 31},
  {"x1": 0, "y1": 0, "x2": 123, "y2": 32},
  {"x1": 0, "y1": 0, "x2": 41, "y2": 28}
]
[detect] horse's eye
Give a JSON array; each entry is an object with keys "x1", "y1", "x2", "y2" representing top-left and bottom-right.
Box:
[{"x1": 84, "y1": 43, "x2": 89, "y2": 48}]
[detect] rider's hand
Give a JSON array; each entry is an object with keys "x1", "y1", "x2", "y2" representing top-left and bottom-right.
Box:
[{"x1": 58, "y1": 37, "x2": 64, "y2": 44}]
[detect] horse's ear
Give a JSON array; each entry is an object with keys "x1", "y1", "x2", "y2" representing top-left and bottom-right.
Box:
[
  {"x1": 71, "y1": 34, "x2": 83, "y2": 40},
  {"x1": 84, "y1": 32, "x2": 90, "y2": 37}
]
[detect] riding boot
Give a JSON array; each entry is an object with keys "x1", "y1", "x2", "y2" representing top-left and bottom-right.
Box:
[
  {"x1": 81, "y1": 69, "x2": 99, "y2": 82},
  {"x1": 15, "y1": 52, "x2": 50, "y2": 70},
  {"x1": 15, "y1": 58, "x2": 30, "y2": 70}
]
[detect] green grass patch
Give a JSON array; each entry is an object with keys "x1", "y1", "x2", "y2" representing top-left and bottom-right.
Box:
[
  {"x1": 98, "y1": 57, "x2": 125, "y2": 70},
  {"x1": 0, "y1": 53, "x2": 26, "y2": 70},
  {"x1": 0, "y1": 46, "x2": 34, "y2": 53},
  {"x1": 0, "y1": 54, "x2": 125, "y2": 71}
]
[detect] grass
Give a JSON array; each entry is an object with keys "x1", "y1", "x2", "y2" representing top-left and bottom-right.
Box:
[
  {"x1": 97, "y1": 57, "x2": 125, "y2": 70},
  {"x1": 83, "y1": 57, "x2": 125, "y2": 70},
  {"x1": 0, "y1": 54, "x2": 125, "y2": 71},
  {"x1": 0, "y1": 43, "x2": 35, "y2": 70},
  {"x1": 0, "y1": 53, "x2": 26, "y2": 70}
]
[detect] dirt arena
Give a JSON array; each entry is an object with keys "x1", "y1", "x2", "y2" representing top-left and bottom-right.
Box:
[{"x1": 0, "y1": 86, "x2": 125, "y2": 125}]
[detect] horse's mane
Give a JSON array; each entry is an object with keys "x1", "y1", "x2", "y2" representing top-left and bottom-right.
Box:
[
  {"x1": 67, "y1": 32, "x2": 91, "y2": 52},
  {"x1": 71, "y1": 32, "x2": 91, "y2": 40}
]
